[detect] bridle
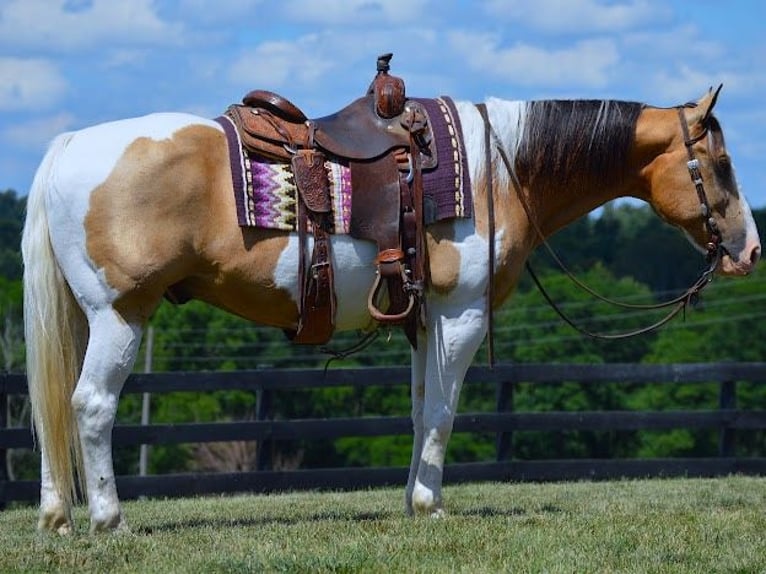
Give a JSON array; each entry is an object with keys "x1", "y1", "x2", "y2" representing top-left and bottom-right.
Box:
[
  {"x1": 476, "y1": 98, "x2": 725, "y2": 357},
  {"x1": 677, "y1": 104, "x2": 724, "y2": 263}
]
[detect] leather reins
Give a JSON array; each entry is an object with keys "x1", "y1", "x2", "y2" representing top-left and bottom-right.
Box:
[
  {"x1": 476, "y1": 104, "x2": 496, "y2": 362},
  {"x1": 476, "y1": 102, "x2": 723, "y2": 348}
]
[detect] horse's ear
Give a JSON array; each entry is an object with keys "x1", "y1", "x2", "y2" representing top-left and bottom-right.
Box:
[{"x1": 691, "y1": 84, "x2": 723, "y2": 125}]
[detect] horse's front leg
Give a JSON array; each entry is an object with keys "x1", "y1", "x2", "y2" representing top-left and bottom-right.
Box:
[
  {"x1": 405, "y1": 330, "x2": 427, "y2": 515},
  {"x1": 411, "y1": 298, "x2": 487, "y2": 516}
]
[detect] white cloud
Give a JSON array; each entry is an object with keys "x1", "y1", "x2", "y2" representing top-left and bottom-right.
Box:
[
  {"x1": 621, "y1": 24, "x2": 766, "y2": 100},
  {"x1": 650, "y1": 65, "x2": 718, "y2": 103},
  {"x1": 623, "y1": 25, "x2": 724, "y2": 61},
  {"x1": 648, "y1": 65, "x2": 760, "y2": 104},
  {"x1": 223, "y1": 28, "x2": 445, "y2": 111},
  {"x1": 449, "y1": 33, "x2": 620, "y2": 89},
  {"x1": 0, "y1": 0, "x2": 184, "y2": 51},
  {"x1": 484, "y1": 0, "x2": 663, "y2": 33},
  {"x1": 102, "y1": 49, "x2": 152, "y2": 69},
  {"x1": 279, "y1": 0, "x2": 430, "y2": 24},
  {"x1": 226, "y1": 37, "x2": 335, "y2": 90},
  {"x1": 0, "y1": 58, "x2": 68, "y2": 111},
  {"x1": 2, "y1": 112, "x2": 77, "y2": 151},
  {"x1": 177, "y1": 0, "x2": 261, "y2": 14}
]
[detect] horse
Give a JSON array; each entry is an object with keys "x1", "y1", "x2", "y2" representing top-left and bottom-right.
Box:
[{"x1": 21, "y1": 85, "x2": 760, "y2": 534}]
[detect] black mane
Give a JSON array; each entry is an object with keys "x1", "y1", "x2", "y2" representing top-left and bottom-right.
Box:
[{"x1": 517, "y1": 100, "x2": 644, "y2": 189}]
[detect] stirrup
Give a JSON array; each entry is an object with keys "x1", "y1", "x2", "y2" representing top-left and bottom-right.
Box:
[{"x1": 367, "y1": 272, "x2": 416, "y2": 323}]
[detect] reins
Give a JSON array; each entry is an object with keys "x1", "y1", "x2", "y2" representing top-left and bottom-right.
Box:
[
  {"x1": 476, "y1": 101, "x2": 723, "y2": 342},
  {"x1": 475, "y1": 104, "x2": 496, "y2": 363}
]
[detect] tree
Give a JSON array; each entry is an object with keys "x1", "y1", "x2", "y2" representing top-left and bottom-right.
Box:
[
  {"x1": 0, "y1": 276, "x2": 32, "y2": 480},
  {"x1": 0, "y1": 190, "x2": 25, "y2": 280},
  {"x1": 626, "y1": 263, "x2": 766, "y2": 457}
]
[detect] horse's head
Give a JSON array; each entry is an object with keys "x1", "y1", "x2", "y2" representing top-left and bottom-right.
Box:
[{"x1": 641, "y1": 87, "x2": 761, "y2": 275}]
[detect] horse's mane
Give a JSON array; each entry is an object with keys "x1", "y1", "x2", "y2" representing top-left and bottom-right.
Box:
[{"x1": 517, "y1": 99, "x2": 644, "y2": 189}]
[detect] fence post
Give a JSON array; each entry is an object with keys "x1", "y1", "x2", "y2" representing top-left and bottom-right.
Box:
[
  {"x1": 495, "y1": 377, "x2": 514, "y2": 462},
  {"x1": 139, "y1": 326, "x2": 154, "y2": 477},
  {"x1": 255, "y1": 388, "x2": 272, "y2": 471},
  {"x1": 718, "y1": 379, "x2": 736, "y2": 458}
]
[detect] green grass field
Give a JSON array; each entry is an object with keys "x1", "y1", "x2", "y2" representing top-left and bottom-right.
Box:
[{"x1": 1, "y1": 476, "x2": 764, "y2": 573}]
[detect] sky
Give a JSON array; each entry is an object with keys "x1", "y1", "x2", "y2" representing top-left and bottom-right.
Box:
[{"x1": 1, "y1": 0, "x2": 765, "y2": 207}]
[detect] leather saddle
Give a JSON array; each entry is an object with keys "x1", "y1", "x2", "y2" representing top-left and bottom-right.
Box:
[
  {"x1": 222, "y1": 54, "x2": 435, "y2": 347},
  {"x1": 230, "y1": 89, "x2": 437, "y2": 169}
]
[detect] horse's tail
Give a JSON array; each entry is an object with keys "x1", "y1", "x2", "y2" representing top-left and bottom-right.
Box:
[{"x1": 22, "y1": 132, "x2": 88, "y2": 509}]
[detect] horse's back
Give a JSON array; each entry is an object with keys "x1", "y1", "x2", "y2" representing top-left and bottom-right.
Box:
[{"x1": 51, "y1": 112, "x2": 222, "y2": 195}]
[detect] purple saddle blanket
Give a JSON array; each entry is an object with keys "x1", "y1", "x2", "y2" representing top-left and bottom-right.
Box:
[{"x1": 215, "y1": 96, "x2": 473, "y2": 233}]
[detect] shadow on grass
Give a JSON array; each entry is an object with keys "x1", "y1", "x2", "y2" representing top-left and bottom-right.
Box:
[
  {"x1": 136, "y1": 509, "x2": 389, "y2": 535},
  {"x1": 458, "y1": 503, "x2": 563, "y2": 518},
  {"x1": 137, "y1": 504, "x2": 564, "y2": 534}
]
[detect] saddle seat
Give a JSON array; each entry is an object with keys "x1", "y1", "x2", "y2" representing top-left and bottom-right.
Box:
[{"x1": 230, "y1": 90, "x2": 436, "y2": 167}]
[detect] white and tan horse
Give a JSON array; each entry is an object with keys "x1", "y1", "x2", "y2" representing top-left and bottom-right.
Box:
[{"x1": 22, "y1": 88, "x2": 760, "y2": 533}]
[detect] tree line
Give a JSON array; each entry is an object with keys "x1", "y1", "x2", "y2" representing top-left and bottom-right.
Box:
[{"x1": 2, "y1": 188, "x2": 765, "y2": 481}]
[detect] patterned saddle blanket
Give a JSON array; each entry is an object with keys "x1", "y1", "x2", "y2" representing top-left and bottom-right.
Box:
[{"x1": 215, "y1": 96, "x2": 473, "y2": 233}]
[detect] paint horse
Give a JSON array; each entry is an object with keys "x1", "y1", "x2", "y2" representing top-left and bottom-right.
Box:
[{"x1": 22, "y1": 81, "x2": 760, "y2": 533}]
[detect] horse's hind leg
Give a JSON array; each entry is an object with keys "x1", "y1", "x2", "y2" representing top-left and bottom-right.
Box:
[
  {"x1": 39, "y1": 447, "x2": 73, "y2": 533},
  {"x1": 73, "y1": 307, "x2": 142, "y2": 532}
]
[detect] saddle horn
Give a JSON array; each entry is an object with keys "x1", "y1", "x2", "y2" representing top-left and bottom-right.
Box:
[{"x1": 368, "y1": 53, "x2": 405, "y2": 119}]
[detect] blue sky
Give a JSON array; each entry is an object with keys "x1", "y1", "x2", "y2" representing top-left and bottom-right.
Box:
[{"x1": 1, "y1": 0, "x2": 765, "y2": 207}]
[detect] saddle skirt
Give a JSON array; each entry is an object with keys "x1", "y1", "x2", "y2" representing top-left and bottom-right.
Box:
[{"x1": 215, "y1": 96, "x2": 473, "y2": 234}]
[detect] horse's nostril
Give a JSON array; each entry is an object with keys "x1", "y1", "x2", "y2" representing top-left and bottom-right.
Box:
[{"x1": 751, "y1": 245, "x2": 761, "y2": 266}]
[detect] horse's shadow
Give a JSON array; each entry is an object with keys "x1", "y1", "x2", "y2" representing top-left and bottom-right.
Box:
[
  {"x1": 135, "y1": 510, "x2": 387, "y2": 535},
  {"x1": 135, "y1": 504, "x2": 563, "y2": 535},
  {"x1": 459, "y1": 504, "x2": 562, "y2": 518}
]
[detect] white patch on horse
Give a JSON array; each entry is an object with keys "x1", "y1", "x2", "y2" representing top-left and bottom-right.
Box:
[
  {"x1": 274, "y1": 234, "x2": 379, "y2": 331},
  {"x1": 47, "y1": 113, "x2": 222, "y2": 307},
  {"x1": 457, "y1": 98, "x2": 526, "y2": 194}
]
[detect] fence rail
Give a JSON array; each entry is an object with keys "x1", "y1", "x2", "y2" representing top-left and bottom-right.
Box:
[{"x1": 2, "y1": 363, "x2": 766, "y2": 507}]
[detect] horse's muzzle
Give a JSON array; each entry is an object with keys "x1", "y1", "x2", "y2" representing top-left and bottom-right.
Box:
[{"x1": 719, "y1": 242, "x2": 761, "y2": 275}]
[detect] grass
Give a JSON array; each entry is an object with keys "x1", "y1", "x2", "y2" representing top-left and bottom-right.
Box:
[{"x1": 1, "y1": 476, "x2": 765, "y2": 573}]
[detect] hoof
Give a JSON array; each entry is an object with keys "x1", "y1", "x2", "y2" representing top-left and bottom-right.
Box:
[
  {"x1": 90, "y1": 513, "x2": 126, "y2": 534},
  {"x1": 411, "y1": 481, "x2": 443, "y2": 516},
  {"x1": 38, "y1": 509, "x2": 73, "y2": 535},
  {"x1": 429, "y1": 508, "x2": 446, "y2": 519}
]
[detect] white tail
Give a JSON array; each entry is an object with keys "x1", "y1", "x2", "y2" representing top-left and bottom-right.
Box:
[{"x1": 21, "y1": 133, "x2": 88, "y2": 511}]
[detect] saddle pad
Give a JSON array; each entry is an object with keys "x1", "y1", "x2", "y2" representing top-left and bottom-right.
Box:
[
  {"x1": 412, "y1": 97, "x2": 473, "y2": 223},
  {"x1": 215, "y1": 96, "x2": 472, "y2": 232}
]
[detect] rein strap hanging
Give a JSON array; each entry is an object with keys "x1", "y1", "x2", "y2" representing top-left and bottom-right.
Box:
[{"x1": 475, "y1": 103, "x2": 496, "y2": 366}]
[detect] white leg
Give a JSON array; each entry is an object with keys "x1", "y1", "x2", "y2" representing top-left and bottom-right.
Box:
[
  {"x1": 411, "y1": 299, "x2": 487, "y2": 516},
  {"x1": 38, "y1": 447, "x2": 73, "y2": 534},
  {"x1": 405, "y1": 331, "x2": 427, "y2": 515},
  {"x1": 71, "y1": 308, "x2": 142, "y2": 533}
]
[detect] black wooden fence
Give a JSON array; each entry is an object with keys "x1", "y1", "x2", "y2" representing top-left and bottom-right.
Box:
[{"x1": 2, "y1": 363, "x2": 766, "y2": 508}]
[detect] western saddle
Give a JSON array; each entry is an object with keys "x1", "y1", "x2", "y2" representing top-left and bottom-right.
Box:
[{"x1": 222, "y1": 54, "x2": 435, "y2": 347}]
